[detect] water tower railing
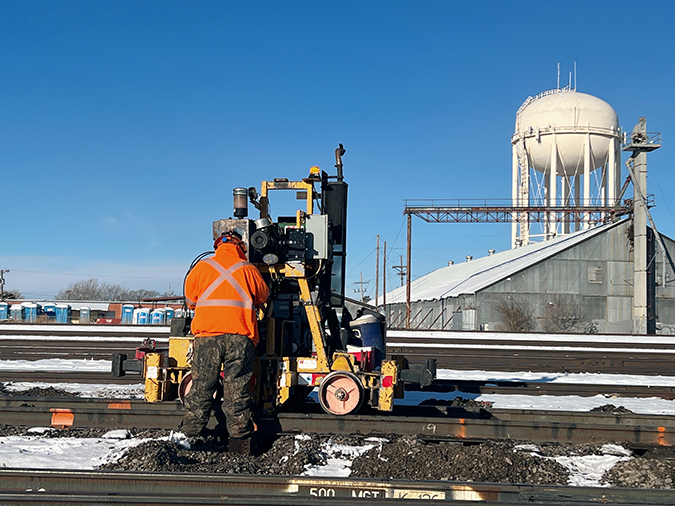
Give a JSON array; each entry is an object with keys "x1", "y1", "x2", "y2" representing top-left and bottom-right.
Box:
[
  {"x1": 512, "y1": 124, "x2": 621, "y2": 144},
  {"x1": 622, "y1": 132, "x2": 662, "y2": 150}
]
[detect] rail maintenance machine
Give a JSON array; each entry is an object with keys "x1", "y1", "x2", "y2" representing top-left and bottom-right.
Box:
[{"x1": 114, "y1": 145, "x2": 436, "y2": 416}]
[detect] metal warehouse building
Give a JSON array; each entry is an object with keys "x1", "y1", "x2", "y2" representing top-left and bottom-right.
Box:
[{"x1": 383, "y1": 219, "x2": 675, "y2": 335}]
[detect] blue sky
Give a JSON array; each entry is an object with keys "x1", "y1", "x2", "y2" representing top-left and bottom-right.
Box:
[{"x1": 2, "y1": 1, "x2": 674, "y2": 300}]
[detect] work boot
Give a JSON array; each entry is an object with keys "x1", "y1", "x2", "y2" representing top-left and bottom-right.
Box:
[{"x1": 228, "y1": 437, "x2": 251, "y2": 455}]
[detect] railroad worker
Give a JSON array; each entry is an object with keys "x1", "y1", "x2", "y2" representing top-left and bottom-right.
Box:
[{"x1": 181, "y1": 229, "x2": 269, "y2": 455}]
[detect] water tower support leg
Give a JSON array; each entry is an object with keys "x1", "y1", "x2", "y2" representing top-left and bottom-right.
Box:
[{"x1": 584, "y1": 132, "x2": 591, "y2": 229}]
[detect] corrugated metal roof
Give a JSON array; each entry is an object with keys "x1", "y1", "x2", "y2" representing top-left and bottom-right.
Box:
[
  {"x1": 58, "y1": 302, "x2": 111, "y2": 311},
  {"x1": 381, "y1": 221, "x2": 622, "y2": 304}
]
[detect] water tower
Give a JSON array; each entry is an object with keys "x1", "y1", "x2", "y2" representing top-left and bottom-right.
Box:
[{"x1": 511, "y1": 87, "x2": 622, "y2": 247}]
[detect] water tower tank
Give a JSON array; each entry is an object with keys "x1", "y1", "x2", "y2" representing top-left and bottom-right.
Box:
[
  {"x1": 516, "y1": 90, "x2": 619, "y2": 176},
  {"x1": 511, "y1": 88, "x2": 622, "y2": 248}
]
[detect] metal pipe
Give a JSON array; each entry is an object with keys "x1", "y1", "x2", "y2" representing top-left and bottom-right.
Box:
[{"x1": 406, "y1": 213, "x2": 412, "y2": 329}]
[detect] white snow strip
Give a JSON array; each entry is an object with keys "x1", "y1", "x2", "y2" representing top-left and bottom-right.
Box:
[
  {"x1": 0, "y1": 431, "x2": 188, "y2": 471},
  {"x1": 514, "y1": 443, "x2": 633, "y2": 487},
  {"x1": 399, "y1": 391, "x2": 675, "y2": 415},
  {"x1": 0, "y1": 335, "x2": 169, "y2": 343},
  {"x1": 388, "y1": 342, "x2": 675, "y2": 354},
  {"x1": 0, "y1": 324, "x2": 169, "y2": 334},
  {"x1": 0, "y1": 358, "x2": 111, "y2": 372},
  {"x1": 301, "y1": 438, "x2": 386, "y2": 477},
  {"x1": 553, "y1": 454, "x2": 631, "y2": 487},
  {"x1": 435, "y1": 368, "x2": 675, "y2": 387},
  {"x1": 2, "y1": 381, "x2": 145, "y2": 399},
  {"x1": 388, "y1": 329, "x2": 675, "y2": 345},
  {"x1": 0, "y1": 435, "x2": 146, "y2": 470}
]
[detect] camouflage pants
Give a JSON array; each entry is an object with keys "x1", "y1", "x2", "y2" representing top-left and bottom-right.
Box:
[{"x1": 181, "y1": 333, "x2": 256, "y2": 439}]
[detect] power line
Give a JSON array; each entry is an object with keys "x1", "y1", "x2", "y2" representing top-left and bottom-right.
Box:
[{"x1": 12, "y1": 269, "x2": 183, "y2": 281}]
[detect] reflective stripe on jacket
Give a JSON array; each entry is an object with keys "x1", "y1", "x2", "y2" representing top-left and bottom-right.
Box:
[{"x1": 185, "y1": 243, "x2": 269, "y2": 344}]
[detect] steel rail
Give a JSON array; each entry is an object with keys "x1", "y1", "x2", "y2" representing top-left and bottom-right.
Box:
[
  {"x1": 405, "y1": 379, "x2": 675, "y2": 400},
  {"x1": 0, "y1": 323, "x2": 169, "y2": 338},
  {"x1": 5, "y1": 332, "x2": 675, "y2": 377},
  {"x1": 1, "y1": 469, "x2": 674, "y2": 505},
  {"x1": 3, "y1": 396, "x2": 675, "y2": 446},
  {"x1": 3, "y1": 370, "x2": 675, "y2": 400}
]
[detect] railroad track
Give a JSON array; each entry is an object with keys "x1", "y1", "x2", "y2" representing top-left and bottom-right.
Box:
[
  {"x1": 2, "y1": 396, "x2": 675, "y2": 446},
  {"x1": 2, "y1": 469, "x2": 674, "y2": 505},
  {"x1": 4, "y1": 324, "x2": 675, "y2": 376},
  {"x1": 4, "y1": 370, "x2": 675, "y2": 400},
  {"x1": 4, "y1": 324, "x2": 675, "y2": 404}
]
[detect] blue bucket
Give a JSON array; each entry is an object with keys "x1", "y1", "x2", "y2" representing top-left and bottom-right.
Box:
[{"x1": 350, "y1": 314, "x2": 386, "y2": 367}]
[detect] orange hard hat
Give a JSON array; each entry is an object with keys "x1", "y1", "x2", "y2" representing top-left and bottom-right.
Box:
[{"x1": 214, "y1": 230, "x2": 246, "y2": 252}]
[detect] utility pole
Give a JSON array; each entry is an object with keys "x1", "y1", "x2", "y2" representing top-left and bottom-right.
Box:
[
  {"x1": 353, "y1": 272, "x2": 369, "y2": 303},
  {"x1": 393, "y1": 256, "x2": 407, "y2": 287},
  {"x1": 383, "y1": 241, "x2": 387, "y2": 322},
  {"x1": 0, "y1": 269, "x2": 9, "y2": 300},
  {"x1": 406, "y1": 213, "x2": 412, "y2": 329},
  {"x1": 375, "y1": 235, "x2": 380, "y2": 308}
]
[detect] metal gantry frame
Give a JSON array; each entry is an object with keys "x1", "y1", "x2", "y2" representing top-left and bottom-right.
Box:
[{"x1": 399, "y1": 200, "x2": 632, "y2": 328}]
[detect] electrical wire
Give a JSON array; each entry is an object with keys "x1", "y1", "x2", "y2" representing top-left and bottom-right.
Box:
[{"x1": 181, "y1": 250, "x2": 214, "y2": 311}]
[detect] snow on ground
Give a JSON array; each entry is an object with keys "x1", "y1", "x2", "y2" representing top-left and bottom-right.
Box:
[
  {"x1": 0, "y1": 324, "x2": 169, "y2": 334},
  {"x1": 388, "y1": 341, "x2": 675, "y2": 354},
  {"x1": 436, "y1": 368, "x2": 675, "y2": 386},
  {"x1": 0, "y1": 358, "x2": 111, "y2": 372},
  {"x1": 0, "y1": 430, "x2": 188, "y2": 471},
  {"x1": 0, "y1": 336, "x2": 169, "y2": 343},
  {"x1": 3, "y1": 381, "x2": 145, "y2": 399},
  {"x1": 388, "y1": 329, "x2": 675, "y2": 345},
  {"x1": 2, "y1": 359, "x2": 675, "y2": 484},
  {"x1": 3, "y1": 357, "x2": 675, "y2": 412},
  {"x1": 514, "y1": 443, "x2": 632, "y2": 487},
  {"x1": 0, "y1": 429, "x2": 637, "y2": 487},
  {"x1": 299, "y1": 435, "x2": 387, "y2": 477},
  {"x1": 400, "y1": 390, "x2": 675, "y2": 415}
]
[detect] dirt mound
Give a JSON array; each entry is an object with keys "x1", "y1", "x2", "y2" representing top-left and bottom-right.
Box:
[
  {"x1": 350, "y1": 436, "x2": 568, "y2": 484},
  {"x1": 419, "y1": 397, "x2": 493, "y2": 408},
  {"x1": 603, "y1": 458, "x2": 675, "y2": 489},
  {"x1": 590, "y1": 404, "x2": 634, "y2": 414},
  {"x1": 1, "y1": 384, "x2": 76, "y2": 397}
]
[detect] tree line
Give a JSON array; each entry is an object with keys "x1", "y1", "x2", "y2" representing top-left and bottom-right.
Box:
[{"x1": 56, "y1": 278, "x2": 175, "y2": 301}]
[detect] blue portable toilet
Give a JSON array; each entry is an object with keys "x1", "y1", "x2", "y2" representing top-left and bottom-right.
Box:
[
  {"x1": 23, "y1": 303, "x2": 39, "y2": 323},
  {"x1": 151, "y1": 309, "x2": 165, "y2": 325},
  {"x1": 10, "y1": 304, "x2": 22, "y2": 321},
  {"x1": 121, "y1": 305, "x2": 134, "y2": 325},
  {"x1": 56, "y1": 304, "x2": 72, "y2": 324},
  {"x1": 79, "y1": 306, "x2": 90, "y2": 324},
  {"x1": 164, "y1": 307, "x2": 174, "y2": 323},
  {"x1": 137, "y1": 308, "x2": 150, "y2": 325},
  {"x1": 0, "y1": 302, "x2": 8, "y2": 320},
  {"x1": 43, "y1": 303, "x2": 57, "y2": 321}
]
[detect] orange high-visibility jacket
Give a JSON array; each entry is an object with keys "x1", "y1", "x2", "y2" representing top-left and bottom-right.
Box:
[{"x1": 185, "y1": 243, "x2": 269, "y2": 344}]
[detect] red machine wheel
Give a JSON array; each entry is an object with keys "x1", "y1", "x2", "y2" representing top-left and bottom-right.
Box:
[
  {"x1": 178, "y1": 372, "x2": 223, "y2": 404},
  {"x1": 318, "y1": 371, "x2": 364, "y2": 415}
]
